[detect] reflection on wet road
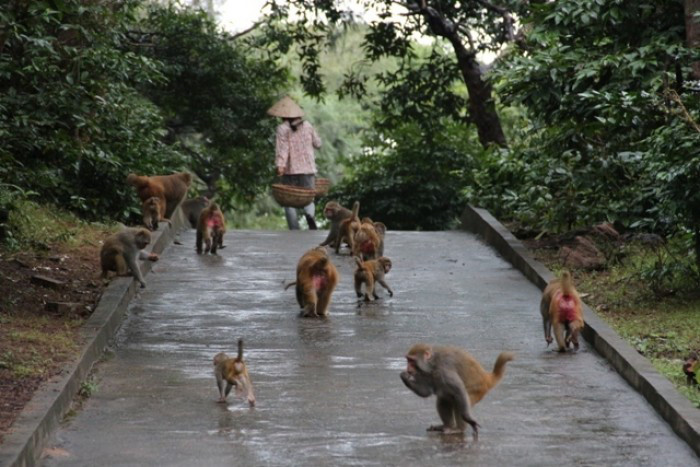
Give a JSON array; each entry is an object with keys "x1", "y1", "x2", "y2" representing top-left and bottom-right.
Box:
[{"x1": 43, "y1": 230, "x2": 698, "y2": 466}]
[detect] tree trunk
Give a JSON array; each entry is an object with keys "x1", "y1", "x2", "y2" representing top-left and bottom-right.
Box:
[
  {"x1": 418, "y1": 6, "x2": 508, "y2": 148},
  {"x1": 695, "y1": 227, "x2": 700, "y2": 273},
  {"x1": 684, "y1": 0, "x2": 700, "y2": 79},
  {"x1": 448, "y1": 36, "x2": 508, "y2": 147}
]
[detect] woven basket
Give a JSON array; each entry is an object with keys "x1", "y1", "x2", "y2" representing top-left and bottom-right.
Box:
[
  {"x1": 314, "y1": 177, "x2": 331, "y2": 197},
  {"x1": 271, "y1": 184, "x2": 316, "y2": 208}
]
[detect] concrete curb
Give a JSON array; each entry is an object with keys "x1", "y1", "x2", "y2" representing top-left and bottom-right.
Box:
[
  {"x1": 460, "y1": 204, "x2": 700, "y2": 457},
  {"x1": 0, "y1": 208, "x2": 187, "y2": 467}
]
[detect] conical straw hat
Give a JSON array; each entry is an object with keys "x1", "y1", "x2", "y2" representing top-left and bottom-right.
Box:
[{"x1": 267, "y1": 96, "x2": 304, "y2": 118}]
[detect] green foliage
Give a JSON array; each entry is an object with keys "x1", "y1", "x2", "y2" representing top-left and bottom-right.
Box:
[
  {"x1": 331, "y1": 118, "x2": 476, "y2": 230},
  {"x1": 135, "y1": 5, "x2": 288, "y2": 208},
  {"x1": 0, "y1": 0, "x2": 184, "y2": 221},
  {"x1": 2, "y1": 199, "x2": 114, "y2": 252},
  {"x1": 487, "y1": 0, "x2": 700, "y2": 252}
]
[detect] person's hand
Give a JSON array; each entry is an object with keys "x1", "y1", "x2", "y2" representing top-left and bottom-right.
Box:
[{"x1": 277, "y1": 167, "x2": 285, "y2": 176}]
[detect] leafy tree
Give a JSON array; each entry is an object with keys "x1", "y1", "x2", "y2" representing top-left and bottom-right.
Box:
[
  {"x1": 0, "y1": 0, "x2": 183, "y2": 220},
  {"x1": 490, "y1": 0, "x2": 700, "y2": 268},
  {"x1": 331, "y1": 113, "x2": 477, "y2": 230},
  {"x1": 263, "y1": 0, "x2": 532, "y2": 148},
  {"x1": 132, "y1": 4, "x2": 288, "y2": 207}
]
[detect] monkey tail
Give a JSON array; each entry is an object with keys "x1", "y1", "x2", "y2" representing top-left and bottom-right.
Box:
[
  {"x1": 491, "y1": 352, "x2": 515, "y2": 386},
  {"x1": 237, "y1": 339, "x2": 244, "y2": 360},
  {"x1": 351, "y1": 201, "x2": 360, "y2": 220},
  {"x1": 560, "y1": 270, "x2": 576, "y2": 296},
  {"x1": 284, "y1": 281, "x2": 297, "y2": 290},
  {"x1": 354, "y1": 256, "x2": 363, "y2": 268}
]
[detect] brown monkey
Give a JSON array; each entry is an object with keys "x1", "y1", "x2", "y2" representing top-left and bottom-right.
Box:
[
  {"x1": 213, "y1": 339, "x2": 256, "y2": 407},
  {"x1": 683, "y1": 352, "x2": 699, "y2": 387},
  {"x1": 335, "y1": 201, "x2": 360, "y2": 254},
  {"x1": 354, "y1": 256, "x2": 393, "y2": 301},
  {"x1": 400, "y1": 344, "x2": 514, "y2": 440},
  {"x1": 196, "y1": 202, "x2": 226, "y2": 255},
  {"x1": 126, "y1": 172, "x2": 192, "y2": 219},
  {"x1": 142, "y1": 196, "x2": 171, "y2": 231},
  {"x1": 100, "y1": 227, "x2": 159, "y2": 288},
  {"x1": 285, "y1": 246, "x2": 339, "y2": 317},
  {"x1": 319, "y1": 201, "x2": 353, "y2": 249},
  {"x1": 181, "y1": 196, "x2": 210, "y2": 229},
  {"x1": 352, "y1": 218, "x2": 382, "y2": 260},
  {"x1": 540, "y1": 270, "x2": 584, "y2": 352},
  {"x1": 373, "y1": 221, "x2": 387, "y2": 257}
]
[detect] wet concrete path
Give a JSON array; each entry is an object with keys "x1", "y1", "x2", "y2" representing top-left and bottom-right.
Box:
[{"x1": 43, "y1": 230, "x2": 697, "y2": 466}]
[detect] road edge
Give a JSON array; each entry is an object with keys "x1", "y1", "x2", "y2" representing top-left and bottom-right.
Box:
[
  {"x1": 460, "y1": 204, "x2": 700, "y2": 457},
  {"x1": 0, "y1": 208, "x2": 187, "y2": 467}
]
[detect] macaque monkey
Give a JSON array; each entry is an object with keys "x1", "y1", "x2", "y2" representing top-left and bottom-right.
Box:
[
  {"x1": 540, "y1": 270, "x2": 584, "y2": 352},
  {"x1": 100, "y1": 227, "x2": 159, "y2": 288},
  {"x1": 319, "y1": 201, "x2": 353, "y2": 249},
  {"x1": 142, "y1": 196, "x2": 171, "y2": 231},
  {"x1": 335, "y1": 201, "x2": 360, "y2": 254},
  {"x1": 352, "y1": 218, "x2": 382, "y2": 260},
  {"x1": 373, "y1": 221, "x2": 387, "y2": 257},
  {"x1": 213, "y1": 339, "x2": 256, "y2": 407},
  {"x1": 196, "y1": 202, "x2": 226, "y2": 255},
  {"x1": 400, "y1": 344, "x2": 514, "y2": 440},
  {"x1": 127, "y1": 172, "x2": 192, "y2": 219},
  {"x1": 354, "y1": 256, "x2": 393, "y2": 301},
  {"x1": 181, "y1": 196, "x2": 210, "y2": 229},
  {"x1": 683, "y1": 352, "x2": 699, "y2": 387},
  {"x1": 285, "y1": 246, "x2": 339, "y2": 317}
]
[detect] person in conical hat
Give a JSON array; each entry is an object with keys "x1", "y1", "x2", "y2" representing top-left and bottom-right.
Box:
[{"x1": 269, "y1": 96, "x2": 322, "y2": 230}]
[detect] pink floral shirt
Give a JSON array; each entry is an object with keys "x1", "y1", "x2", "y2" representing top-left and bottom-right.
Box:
[{"x1": 275, "y1": 120, "x2": 321, "y2": 175}]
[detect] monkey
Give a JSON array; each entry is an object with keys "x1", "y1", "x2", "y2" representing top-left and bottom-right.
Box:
[
  {"x1": 142, "y1": 196, "x2": 172, "y2": 231},
  {"x1": 100, "y1": 227, "x2": 159, "y2": 288},
  {"x1": 335, "y1": 201, "x2": 360, "y2": 254},
  {"x1": 354, "y1": 256, "x2": 393, "y2": 301},
  {"x1": 373, "y1": 221, "x2": 387, "y2": 257},
  {"x1": 319, "y1": 201, "x2": 353, "y2": 249},
  {"x1": 196, "y1": 202, "x2": 226, "y2": 255},
  {"x1": 213, "y1": 339, "x2": 256, "y2": 407},
  {"x1": 352, "y1": 218, "x2": 382, "y2": 260},
  {"x1": 285, "y1": 246, "x2": 339, "y2": 318},
  {"x1": 126, "y1": 172, "x2": 192, "y2": 219},
  {"x1": 181, "y1": 196, "x2": 210, "y2": 229},
  {"x1": 400, "y1": 344, "x2": 514, "y2": 441},
  {"x1": 540, "y1": 270, "x2": 584, "y2": 352},
  {"x1": 683, "y1": 352, "x2": 699, "y2": 387}
]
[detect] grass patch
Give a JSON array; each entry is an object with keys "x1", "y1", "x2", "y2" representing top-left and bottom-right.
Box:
[
  {"x1": 0, "y1": 314, "x2": 82, "y2": 378},
  {"x1": 4, "y1": 199, "x2": 116, "y2": 252}
]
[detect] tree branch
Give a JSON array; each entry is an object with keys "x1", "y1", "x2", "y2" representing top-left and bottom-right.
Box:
[
  {"x1": 230, "y1": 20, "x2": 263, "y2": 41},
  {"x1": 474, "y1": 0, "x2": 515, "y2": 42}
]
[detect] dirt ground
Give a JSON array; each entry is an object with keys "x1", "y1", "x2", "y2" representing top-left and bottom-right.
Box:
[{"x1": 0, "y1": 241, "x2": 107, "y2": 443}]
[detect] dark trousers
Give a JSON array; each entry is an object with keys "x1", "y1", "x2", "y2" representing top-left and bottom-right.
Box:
[{"x1": 280, "y1": 174, "x2": 316, "y2": 230}]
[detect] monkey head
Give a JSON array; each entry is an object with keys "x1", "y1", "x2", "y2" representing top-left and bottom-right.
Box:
[
  {"x1": 323, "y1": 201, "x2": 341, "y2": 219},
  {"x1": 378, "y1": 257, "x2": 392, "y2": 274},
  {"x1": 134, "y1": 229, "x2": 152, "y2": 250},
  {"x1": 406, "y1": 343, "x2": 432, "y2": 375},
  {"x1": 144, "y1": 196, "x2": 159, "y2": 210}
]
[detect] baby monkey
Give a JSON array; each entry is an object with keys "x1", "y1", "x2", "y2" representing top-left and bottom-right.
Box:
[
  {"x1": 213, "y1": 339, "x2": 255, "y2": 407},
  {"x1": 354, "y1": 256, "x2": 393, "y2": 301}
]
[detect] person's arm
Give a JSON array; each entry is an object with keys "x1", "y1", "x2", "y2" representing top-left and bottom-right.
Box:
[
  {"x1": 311, "y1": 124, "x2": 322, "y2": 149},
  {"x1": 275, "y1": 124, "x2": 289, "y2": 175}
]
